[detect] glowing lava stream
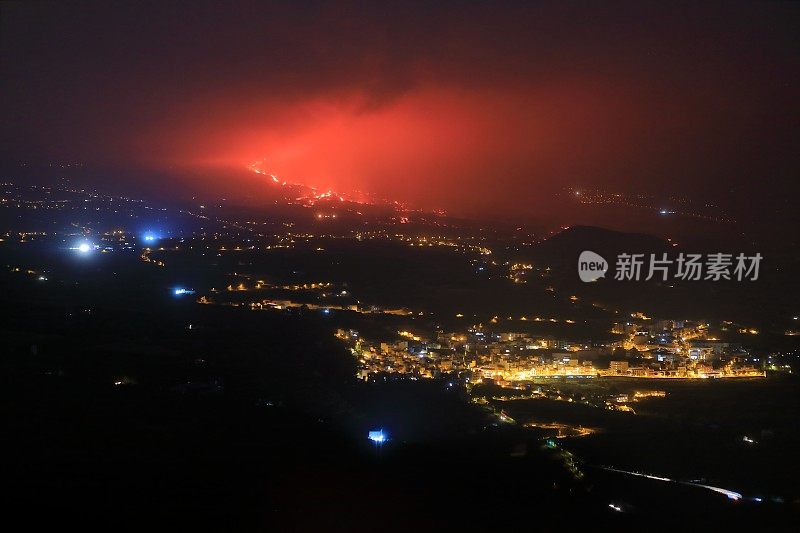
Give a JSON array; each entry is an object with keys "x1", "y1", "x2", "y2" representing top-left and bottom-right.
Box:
[{"x1": 247, "y1": 161, "x2": 383, "y2": 207}]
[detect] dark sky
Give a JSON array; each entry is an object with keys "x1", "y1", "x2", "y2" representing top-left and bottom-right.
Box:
[{"x1": 2, "y1": 1, "x2": 798, "y2": 217}]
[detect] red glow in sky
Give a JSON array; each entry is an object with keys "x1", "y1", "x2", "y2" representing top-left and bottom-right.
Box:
[
  {"x1": 142, "y1": 81, "x2": 689, "y2": 213},
  {"x1": 2, "y1": 2, "x2": 798, "y2": 219}
]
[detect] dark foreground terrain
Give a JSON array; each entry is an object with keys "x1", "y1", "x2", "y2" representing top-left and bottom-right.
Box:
[{"x1": 2, "y1": 265, "x2": 798, "y2": 531}]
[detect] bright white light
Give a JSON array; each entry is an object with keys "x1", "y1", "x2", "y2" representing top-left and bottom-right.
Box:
[
  {"x1": 144, "y1": 234, "x2": 156, "y2": 242},
  {"x1": 173, "y1": 288, "x2": 195, "y2": 296},
  {"x1": 368, "y1": 430, "x2": 385, "y2": 443},
  {"x1": 77, "y1": 243, "x2": 91, "y2": 253}
]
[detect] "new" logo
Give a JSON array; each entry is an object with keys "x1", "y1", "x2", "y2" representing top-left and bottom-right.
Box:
[{"x1": 578, "y1": 251, "x2": 608, "y2": 282}]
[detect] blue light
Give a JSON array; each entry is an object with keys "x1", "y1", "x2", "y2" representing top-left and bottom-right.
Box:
[
  {"x1": 368, "y1": 430, "x2": 386, "y2": 443},
  {"x1": 143, "y1": 233, "x2": 156, "y2": 242},
  {"x1": 72, "y1": 242, "x2": 96, "y2": 254},
  {"x1": 173, "y1": 288, "x2": 195, "y2": 296}
]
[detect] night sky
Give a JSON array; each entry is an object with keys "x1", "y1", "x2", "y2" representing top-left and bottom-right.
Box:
[{"x1": 2, "y1": 1, "x2": 798, "y2": 218}]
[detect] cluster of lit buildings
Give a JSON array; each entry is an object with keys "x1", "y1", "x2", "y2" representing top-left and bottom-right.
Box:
[
  {"x1": 608, "y1": 318, "x2": 765, "y2": 378},
  {"x1": 602, "y1": 359, "x2": 763, "y2": 379},
  {"x1": 337, "y1": 328, "x2": 602, "y2": 382},
  {"x1": 337, "y1": 318, "x2": 767, "y2": 383}
]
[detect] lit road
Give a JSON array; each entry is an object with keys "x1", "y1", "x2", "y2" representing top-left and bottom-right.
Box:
[{"x1": 599, "y1": 466, "x2": 742, "y2": 501}]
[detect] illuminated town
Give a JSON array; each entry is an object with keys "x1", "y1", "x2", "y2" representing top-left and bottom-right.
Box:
[{"x1": 336, "y1": 319, "x2": 765, "y2": 384}]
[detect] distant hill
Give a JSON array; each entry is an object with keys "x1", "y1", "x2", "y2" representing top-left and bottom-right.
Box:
[{"x1": 530, "y1": 225, "x2": 672, "y2": 270}]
